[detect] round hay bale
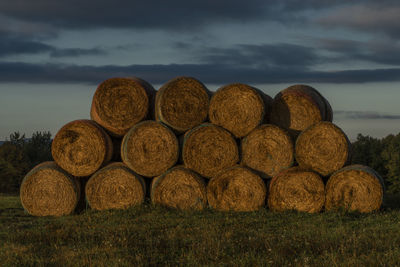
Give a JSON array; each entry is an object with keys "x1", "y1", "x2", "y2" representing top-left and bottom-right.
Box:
[
  {"x1": 270, "y1": 84, "x2": 332, "y2": 138},
  {"x1": 85, "y1": 162, "x2": 146, "y2": 211},
  {"x1": 295, "y1": 121, "x2": 350, "y2": 176},
  {"x1": 182, "y1": 123, "x2": 239, "y2": 178},
  {"x1": 241, "y1": 124, "x2": 294, "y2": 178},
  {"x1": 121, "y1": 120, "x2": 179, "y2": 177},
  {"x1": 151, "y1": 166, "x2": 207, "y2": 210},
  {"x1": 325, "y1": 165, "x2": 384, "y2": 213},
  {"x1": 267, "y1": 167, "x2": 325, "y2": 213},
  {"x1": 209, "y1": 83, "x2": 266, "y2": 138},
  {"x1": 207, "y1": 166, "x2": 266, "y2": 212},
  {"x1": 90, "y1": 77, "x2": 156, "y2": 137},
  {"x1": 155, "y1": 76, "x2": 210, "y2": 133},
  {"x1": 52, "y1": 119, "x2": 113, "y2": 177},
  {"x1": 20, "y1": 161, "x2": 80, "y2": 216}
]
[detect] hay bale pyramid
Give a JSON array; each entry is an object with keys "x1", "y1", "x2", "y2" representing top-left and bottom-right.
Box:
[{"x1": 20, "y1": 77, "x2": 385, "y2": 216}]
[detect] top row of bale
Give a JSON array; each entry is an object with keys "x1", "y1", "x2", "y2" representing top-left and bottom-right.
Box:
[{"x1": 89, "y1": 76, "x2": 332, "y2": 139}]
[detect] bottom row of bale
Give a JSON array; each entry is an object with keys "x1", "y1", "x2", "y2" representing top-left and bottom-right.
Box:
[{"x1": 19, "y1": 161, "x2": 384, "y2": 216}]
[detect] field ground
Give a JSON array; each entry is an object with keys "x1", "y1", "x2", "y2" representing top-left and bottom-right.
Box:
[{"x1": 1, "y1": 194, "x2": 400, "y2": 266}]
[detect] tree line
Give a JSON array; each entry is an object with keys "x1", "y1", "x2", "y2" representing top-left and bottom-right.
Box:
[
  {"x1": 0, "y1": 132, "x2": 52, "y2": 193},
  {"x1": 1, "y1": 131, "x2": 400, "y2": 194}
]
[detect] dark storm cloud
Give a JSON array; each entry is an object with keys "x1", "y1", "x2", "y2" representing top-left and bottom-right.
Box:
[
  {"x1": 335, "y1": 110, "x2": 400, "y2": 120},
  {"x1": 193, "y1": 43, "x2": 319, "y2": 68},
  {"x1": 0, "y1": 0, "x2": 358, "y2": 31},
  {"x1": 0, "y1": 0, "x2": 269, "y2": 30},
  {"x1": 49, "y1": 48, "x2": 106, "y2": 58},
  {"x1": 0, "y1": 35, "x2": 53, "y2": 56},
  {"x1": 1, "y1": 1, "x2": 399, "y2": 37},
  {"x1": 0, "y1": 32, "x2": 106, "y2": 58},
  {"x1": 1, "y1": 61, "x2": 400, "y2": 85},
  {"x1": 318, "y1": 38, "x2": 400, "y2": 66}
]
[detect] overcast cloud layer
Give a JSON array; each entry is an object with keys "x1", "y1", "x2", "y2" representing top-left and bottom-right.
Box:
[{"x1": 1, "y1": 0, "x2": 400, "y2": 84}]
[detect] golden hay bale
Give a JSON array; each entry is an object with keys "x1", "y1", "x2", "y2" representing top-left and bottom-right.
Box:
[
  {"x1": 151, "y1": 166, "x2": 207, "y2": 210},
  {"x1": 267, "y1": 167, "x2": 325, "y2": 213},
  {"x1": 325, "y1": 165, "x2": 384, "y2": 213},
  {"x1": 52, "y1": 119, "x2": 113, "y2": 177},
  {"x1": 85, "y1": 162, "x2": 146, "y2": 211},
  {"x1": 90, "y1": 77, "x2": 156, "y2": 137},
  {"x1": 207, "y1": 166, "x2": 266, "y2": 211},
  {"x1": 121, "y1": 120, "x2": 179, "y2": 177},
  {"x1": 270, "y1": 84, "x2": 332, "y2": 138},
  {"x1": 241, "y1": 124, "x2": 294, "y2": 178},
  {"x1": 182, "y1": 123, "x2": 239, "y2": 178},
  {"x1": 295, "y1": 121, "x2": 350, "y2": 176},
  {"x1": 209, "y1": 83, "x2": 266, "y2": 138},
  {"x1": 20, "y1": 161, "x2": 80, "y2": 216},
  {"x1": 155, "y1": 76, "x2": 210, "y2": 133}
]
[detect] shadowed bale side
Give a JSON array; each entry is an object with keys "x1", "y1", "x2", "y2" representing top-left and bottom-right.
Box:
[
  {"x1": 151, "y1": 166, "x2": 207, "y2": 210},
  {"x1": 121, "y1": 120, "x2": 179, "y2": 177},
  {"x1": 209, "y1": 83, "x2": 267, "y2": 138},
  {"x1": 182, "y1": 124, "x2": 239, "y2": 178},
  {"x1": 20, "y1": 161, "x2": 80, "y2": 216},
  {"x1": 295, "y1": 121, "x2": 350, "y2": 176},
  {"x1": 207, "y1": 166, "x2": 266, "y2": 212},
  {"x1": 85, "y1": 162, "x2": 146, "y2": 211},
  {"x1": 241, "y1": 124, "x2": 294, "y2": 178},
  {"x1": 91, "y1": 77, "x2": 156, "y2": 137},
  {"x1": 270, "y1": 84, "x2": 332, "y2": 138},
  {"x1": 155, "y1": 76, "x2": 210, "y2": 133},
  {"x1": 325, "y1": 165, "x2": 384, "y2": 213},
  {"x1": 268, "y1": 167, "x2": 325, "y2": 213},
  {"x1": 52, "y1": 119, "x2": 113, "y2": 177}
]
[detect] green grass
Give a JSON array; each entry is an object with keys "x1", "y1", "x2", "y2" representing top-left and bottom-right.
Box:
[{"x1": 2, "y1": 194, "x2": 400, "y2": 267}]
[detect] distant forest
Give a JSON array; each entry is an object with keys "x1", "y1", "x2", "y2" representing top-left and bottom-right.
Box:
[{"x1": 1, "y1": 131, "x2": 400, "y2": 194}]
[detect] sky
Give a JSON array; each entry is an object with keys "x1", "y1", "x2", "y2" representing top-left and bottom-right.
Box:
[{"x1": 1, "y1": 0, "x2": 400, "y2": 141}]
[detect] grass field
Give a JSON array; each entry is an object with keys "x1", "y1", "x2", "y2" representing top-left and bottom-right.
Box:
[{"x1": 1, "y1": 194, "x2": 400, "y2": 266}]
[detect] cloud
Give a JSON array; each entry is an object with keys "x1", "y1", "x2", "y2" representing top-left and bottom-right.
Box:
[
  {"x1": 1, "y1": 61, "x2": 400, "y2": 85},
  {"x1": 314, "y1": 38, "x2": 400, "y2": 66},
  {"x1": 0, "y1": 32, "x2": 107, "y2": 58},
  {"x1": 0, "y1": 0, "x2": 269, "y2": 31},
  {"x1": 0, "y1": 35, "x2": 54, "y2": 56},
  {"x1": 317, "y1": 3, "x2": 400, "y2": 38},
  {"x1": 192, "y1": 43, "x2": 320, "y2": 69},
  {"x1": 335, "y1": 110, "x2": 400, "y2": 120},
  {"x1": 49, "y1": 47, "x2": 106, "y2": 58},
  {"x1": 0, "y1": 1, "x2": 357, "y2": 32}
]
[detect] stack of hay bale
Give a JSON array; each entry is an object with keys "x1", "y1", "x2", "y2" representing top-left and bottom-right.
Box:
[{"x1": 20, "y1": 77, "x2": 385, "y2": 216}]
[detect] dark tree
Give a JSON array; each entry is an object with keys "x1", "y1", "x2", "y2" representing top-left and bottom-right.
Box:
[{"x1": 0, "y1": 131, "x2": 53, "y2": 193}]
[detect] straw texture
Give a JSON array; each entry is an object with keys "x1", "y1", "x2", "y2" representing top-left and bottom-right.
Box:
[
  {"x1": 121, "y1": 120, "x2": 179, "y2": 177},
  {"x1": 52, "y1": 119, "x2": 113, "y2": 177},
  {"x1": 325, "y1": 165, "x2": 384, "y2": 213},
  {"x1": 207, "y1": 166, "x2": 266, "y2": 211},
  {"x1": 182, "y1": 123, "x2": 239, "y2": 178},
  {"x1": 209, "y1": 83, "x2": 265, "y2": 138},
  {"x1": 151, "y1": 166, "x2": 207, "y2": 210},
  {"x1": 268, "y1": 167, "x2": 325, "y2": 213},
  {"x1": 155, "y1": 76, "x2": 210, "y2": 133},
  {"x1": 295, "y1": 121, "x2": 351, "y2": 176},
  {"x1": 270, "y1": 84, "x2": 332, "y2": 138},
  {"x1": 241, "y1": 124, "x2": 294, "y2": 178},
  {"x1": 20, "y1": 161, "x2": 80, "y2": 216},
  {"x1": 85, "y1": 162, "x2": 146, "y2": 211},
  {"x1": 91, "y1": 77, "x2": 156, "y2": 137}
]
